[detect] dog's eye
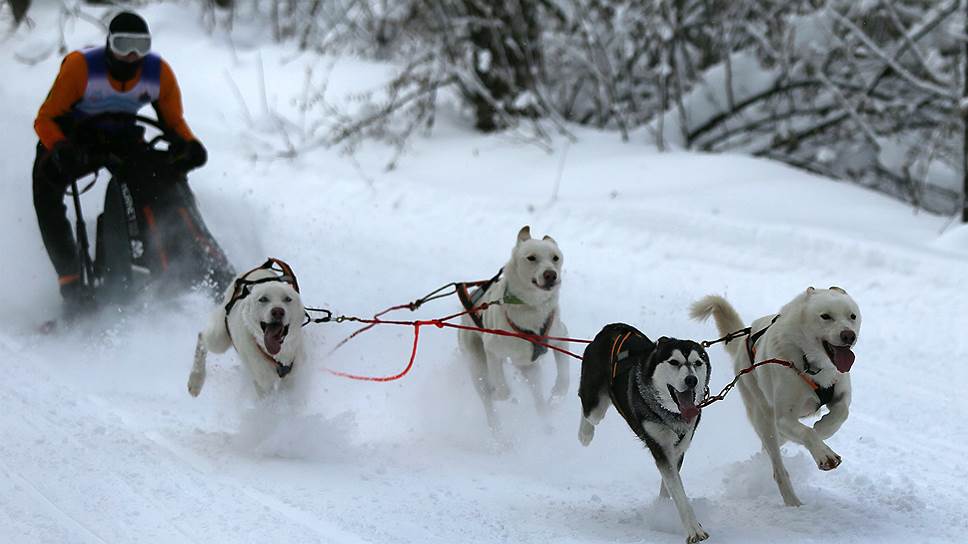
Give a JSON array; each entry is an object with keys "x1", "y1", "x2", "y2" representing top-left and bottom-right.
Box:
[
  {"x1": 820, "y1": 313, "x2": 832, "y2": 320},
  {"x1": 527, "y1": 255, "x2": 536, "y2": 262},
  {"x1": 849, "y1": 313, "x2": 856, "y2": 320},
  {"x1": 552, "y1": 255, "x2": 559, "y2": 262},
  {"x1": 258, "y1": 296, "x2": 269, "y2": 303},
  {"x1": 668, "y1": 360, "x2": 680, "y2": 367},
  {"x1": 693, "y1": 361, "x2": 703, "y2": 367},
  {"x1": 283, "y1": 296, "x2": 293, "y2": 303}
]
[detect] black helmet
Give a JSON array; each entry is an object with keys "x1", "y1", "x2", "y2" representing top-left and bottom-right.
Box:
[{"x1": 105, "y1": 11, "x2": 151, "y2": 81}]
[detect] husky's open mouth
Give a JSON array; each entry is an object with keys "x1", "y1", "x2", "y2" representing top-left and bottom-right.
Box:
[
  {"x1": 260, "y1": 321, "x2": 290, "y2": 356},
  {"x1": 822, "y1": 340, "x2": 855, "y2": 373},
  {"x1": 531, "y1": 279, "x2": 558, "y2": 291},
  {"x1": 668, "y1": 385, "x2": 700, "y2": 422}
]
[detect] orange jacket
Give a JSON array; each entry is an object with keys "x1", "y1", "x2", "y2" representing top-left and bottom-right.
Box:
[{"x1": 34, "y1": 50, "x2": 196, "y2": 150}]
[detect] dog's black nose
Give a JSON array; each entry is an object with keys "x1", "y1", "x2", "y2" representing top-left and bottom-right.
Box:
[
  {"x1": 840, "y1": 330, "x2": 856, "y2": 345},
  {"x1": 543, "y1": 270, "x2": 558, "y2": 284},
  {"x1": 685, "y1": 375, "x2": 698, "y2": 388},
  {"x1": 271, "y1": 307, "x2": 285, "y2": 321}
]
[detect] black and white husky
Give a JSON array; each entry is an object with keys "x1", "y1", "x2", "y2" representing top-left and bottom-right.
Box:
[{"x1": 578, "y1": 323, "x2": 711, "y2": 544}]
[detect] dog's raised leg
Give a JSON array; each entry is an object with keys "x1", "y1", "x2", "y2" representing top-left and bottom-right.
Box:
[
  {"x1": 813, "y1": 395, "x2": 850, "y2": 441},
  {"x1": 774, "y1": 404, "x2": 842, "y2": 471},
  {"x1": 578, "y1": 391, "x2": 610, "y2": 446},
  {"x1": 187, "y1": 332, "x2": 208, "y2": 397}
]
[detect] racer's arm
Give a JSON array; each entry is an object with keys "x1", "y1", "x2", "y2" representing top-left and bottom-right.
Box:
[
  {"x1": 34, "y1": 52, "x2": 88, "y2": 150},
  {"x1": 153, "y1": 60, "x2": 197, "y2": 142}
]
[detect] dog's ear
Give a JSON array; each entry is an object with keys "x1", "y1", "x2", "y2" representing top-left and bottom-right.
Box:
[
  {"x1": 829, "y1": 286, "x2": 847, "y2": 294},
  {"x1": 517, "y1": 225, "x2": 532, "y2": 243},
  {"x1": 542, "y1": 234, "x2": 557, "y2": 245}
]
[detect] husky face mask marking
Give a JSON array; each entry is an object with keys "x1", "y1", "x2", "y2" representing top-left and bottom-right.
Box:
[
  {"x1": 650, "y1": 339, "x2": 710, "y2": 423},
  {"x1": 508, "y1": 226, "x2": 562, "y2": 294},
  {"x1": 799, "y1": 286, "x2": 861, "y2": 373}
]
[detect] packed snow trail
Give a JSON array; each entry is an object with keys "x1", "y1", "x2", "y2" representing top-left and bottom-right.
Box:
[{"x1": 2, "y1": 4, "x2": 967, "y2": 543}]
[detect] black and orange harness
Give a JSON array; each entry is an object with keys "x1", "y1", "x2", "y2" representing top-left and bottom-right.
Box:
[
  {"x1": 223, "y1": 258, "x2": 300, "y2": 378},
  {"x1": 606, "y1": 328, "x2": 648, "y2": 433}
]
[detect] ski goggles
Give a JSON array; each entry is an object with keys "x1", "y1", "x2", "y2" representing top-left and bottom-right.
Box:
[{"x1": 108, "y1": 32, "x2": 151, "y2": 57}]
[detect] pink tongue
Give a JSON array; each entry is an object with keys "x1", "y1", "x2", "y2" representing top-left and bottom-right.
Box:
[
  {"x1": 264, "y1": 325, "x2": 285, "y2": 355},
  {"x1": 833, "y1": 347, "x2": 855, "y2": 373},
  {"x1": 675, "y1": 390, "x2": 700, "y2": 422}
]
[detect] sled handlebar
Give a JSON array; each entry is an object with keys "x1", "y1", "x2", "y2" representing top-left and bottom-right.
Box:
[{"x1": 69, "y1": 113, "x2": 194, "y2": 184}]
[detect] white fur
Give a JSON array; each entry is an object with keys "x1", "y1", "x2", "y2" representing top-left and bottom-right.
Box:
[
  {"x1": 690, "y1": 287, "x2": 861, "y2": 506},
  {"x1": 458, "y1": 225, "x2": 570, "y2": 433},
  {"x1": 651, "y1": 348, "x2": 710, "y2": 416},
  {"x1": 189, "y1": 268, "x2": 306, "y2": 399}
]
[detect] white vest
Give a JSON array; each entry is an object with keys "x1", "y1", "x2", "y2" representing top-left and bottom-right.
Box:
[{"x1": 74, "y1": 46, "x2": 161, "y2": 115}]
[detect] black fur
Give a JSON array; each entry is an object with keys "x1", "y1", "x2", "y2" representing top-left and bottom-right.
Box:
[{"x1": 579, "y1": 323, "x2": 710, "y2": 451}]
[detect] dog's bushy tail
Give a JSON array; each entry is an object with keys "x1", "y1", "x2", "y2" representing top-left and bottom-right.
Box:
[{"x1": 690, "y1": 295, "x2": 746, "y2": 359}]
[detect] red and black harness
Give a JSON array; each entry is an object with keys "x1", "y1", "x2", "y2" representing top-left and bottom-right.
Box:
[
  {"x1": 457, "y1": 269, "x2": 555, "y2": 362},
  {"x1": 223, "y1": 258, "x2": 300, "y2": 378}
]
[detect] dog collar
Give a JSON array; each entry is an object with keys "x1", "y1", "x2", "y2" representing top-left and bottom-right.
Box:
[
  {"x1": 802, "y1": 355, "x2": 823, "y2": 376},
  {"x1": 256, "y1": 344, "x2": 294, "y2": 378},
  {"x1": 502, "y1": 288, "x2": 526, "y2": 305}
]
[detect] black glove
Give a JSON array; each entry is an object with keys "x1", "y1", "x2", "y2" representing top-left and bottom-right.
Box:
[
  {"x1": 172, "y1": 139, "x2": 207, "y2": 172},
  {"x1": 49, "y1": 141, "x2": 84, "y2": 178}
]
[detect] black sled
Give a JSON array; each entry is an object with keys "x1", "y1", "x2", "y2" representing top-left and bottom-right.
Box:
[{"x1": 65, "y1": 114, "x2": 235, "y2": 311}]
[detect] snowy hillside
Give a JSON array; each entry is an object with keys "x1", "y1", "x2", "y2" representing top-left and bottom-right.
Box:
[{"x1": 1, "y1": 4, "x2": 967, "y2": 544}]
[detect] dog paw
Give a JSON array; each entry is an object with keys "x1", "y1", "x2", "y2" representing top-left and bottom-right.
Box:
[
  {"x1": 817, "y1": 452, "x2": 842, "y2": 471},
  {"x1": 578, "y1": 424, "x2": 594, "y2": 446},
  {"x1": 187, "y1": 370, "x2": 205, "y2": 397},
  {"x1": 686, "y1": 525, "x2": 709, "y2": 543}
]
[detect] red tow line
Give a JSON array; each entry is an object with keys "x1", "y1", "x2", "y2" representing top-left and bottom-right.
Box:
[{"x1": 320, "y1": 302, "x2": 592, "y2": 383}]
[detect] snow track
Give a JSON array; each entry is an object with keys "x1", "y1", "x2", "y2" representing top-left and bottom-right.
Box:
[{"x1": 2, "y1": 4, "x2": 966, "y2": 543}]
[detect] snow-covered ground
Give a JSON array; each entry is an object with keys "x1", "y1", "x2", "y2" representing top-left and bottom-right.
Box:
[{"x1": 2, "y1": 4, "x2": 967, "y2": 543}]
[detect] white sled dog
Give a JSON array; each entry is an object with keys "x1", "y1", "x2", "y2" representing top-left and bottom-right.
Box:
[
  {"x1": 188, "y1": 262, "x2": 306, "y2": 399},
  {"x1": 690, "y1": 287, "x2": 861, "y2": 506},
  {"x1": 458, "y1": 226, "x2": 570, "y2": 432}
]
